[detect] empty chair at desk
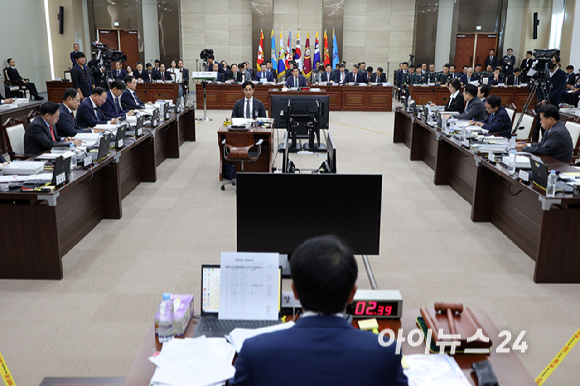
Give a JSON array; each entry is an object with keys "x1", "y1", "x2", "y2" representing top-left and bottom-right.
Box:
[
  {"x1": 3, "y1": 118, "x2": 26, "y2": 156},
  {"x1": 514, "y1": 112, "x2": 536, "y2": 141},
  {"x1": 504, "y1": 103, "x2": 516, "y2": 125},
  {"x1": 564, "y1": 118, "x2": 580, "y2": 157},
  {"x1": 220, "y1": 132, "x2": 263, "y2": 191}
]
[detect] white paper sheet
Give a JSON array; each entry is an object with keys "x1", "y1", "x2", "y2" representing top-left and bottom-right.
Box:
[
  {"x1": 404, "y1": 354, "x2": 471, "y2": 386},
  {"x1": 226, "y1": 321, "x2": 295, "y2": 353},
  {"x1": 218, "y1": 252, "x2": 279, "y2": 321}
]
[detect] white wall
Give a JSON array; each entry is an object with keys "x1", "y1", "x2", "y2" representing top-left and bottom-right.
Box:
[
  {"x1": 142, "y1": 0, "x2": 161, "y2": 65},
  {"x1": 570, "y1": 2, "x2": 580, "y2": 67},
  {"x1": 434, "y1": 0, "x2": 453, "y2": 69},
  {"x1": 504, "y1": 0, "x2": 525, "y2": 61},
  {"x1": 0, "y1": 0, "x2": 52, "y2": 93}
]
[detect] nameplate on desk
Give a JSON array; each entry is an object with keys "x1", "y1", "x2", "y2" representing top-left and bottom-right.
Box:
[
  {"x1": 518, "y1": 170, "x2": 530, "y2": 182},
  {"x1": 488, "y1": 152, "x2": 496, "y2": 163},
  {"x1": 137, "y1": 128, "x2": 143, "y2": 136},
  {"x1": 463, "y1": 139, "x2": 469, "y2": 147},
  {"x1": 444, "y1": 127, "x2": 450, "y2": 135},
  {"x1": 83, "y1": 157, "x2": 92, "y2": 167},
  {"x1": 192, "y1": 72, "x2": 218, "y2": 79},
  {"x1": 117, "y1": 138, "x2": 124, "y2": 148},
  {"x1": 55, "y1": 172, "x2": 65, "y2": 185}
]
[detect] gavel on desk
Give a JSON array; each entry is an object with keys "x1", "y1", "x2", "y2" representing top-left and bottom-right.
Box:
[{"x1": 435, "y1": 302, "x2": 463, "y2": 338}]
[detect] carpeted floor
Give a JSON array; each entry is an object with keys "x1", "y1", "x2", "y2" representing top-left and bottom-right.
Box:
[{"x1": 1, "y1": 107, "x2": 579, "y2": 386}]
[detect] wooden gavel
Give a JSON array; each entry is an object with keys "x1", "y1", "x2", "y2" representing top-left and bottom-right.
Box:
[{"x1": 434, "y1": 303, "x2": 464, "y2": 338}]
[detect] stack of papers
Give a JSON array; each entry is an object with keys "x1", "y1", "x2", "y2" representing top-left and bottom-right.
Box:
[
  {"x1": 149, "y1": 336, "x2": 236, "y2": 386},
  {"x1": 1, "y1": 161, "x2": 45, "y2": 175},
  {"x1": 226, "y1": 322, "x2": 295, "y2": 353},
  {"x1": 74, "y1": 133, "x2": 102, "y2": 142},
  {"x1": 94, "y1": 124, "x2": 118, "y2": 132},
  {"x1": 404, "y1": 354, "x2": 471, "y2": 386}
]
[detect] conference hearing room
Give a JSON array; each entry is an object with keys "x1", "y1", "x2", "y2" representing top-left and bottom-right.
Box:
[{"x1": 2, "y1": 0, "x2": 580, "y2": 385}]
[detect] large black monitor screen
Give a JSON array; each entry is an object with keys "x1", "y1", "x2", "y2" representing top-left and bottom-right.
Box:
[
  {"x1": 236, "y1": 173, "x2": 382, "y2": 256},
  {"x1": 271, "y1": 94, "x2": 330, "y2": 130}
]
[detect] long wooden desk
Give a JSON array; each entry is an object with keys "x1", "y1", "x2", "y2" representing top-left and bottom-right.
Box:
[
  {"x1": 122, "y1": 310, "x2": 535, "y2": 386},
  {"x1": 45, "y1": 81, "x2": 181, "y2": 104},
  {"x1": 0, "y1": 101, "x2": 42, "y2": 154},
  {"x1": 0, "y1": 105, "x2": 196, "y2": 280},
  {"x1": 409, "y1": 85, "x2": 535, "y2": 111},
  {"x1": 196, "y1": 83, "x2": 393, "y2": 112},
  {"x1": 394, "y1": 108, "x2": 580, "y2": 283},
  {"x1": 217, "y1": 125, "x2": 273, "y2": 181}
]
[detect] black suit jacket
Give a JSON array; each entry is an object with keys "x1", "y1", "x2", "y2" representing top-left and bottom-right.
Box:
[
  {"x1": 121, "y1": 89, "x2": 145, "y2": 110},
  {"x1": 153, "y1": 71, "x2": 172, "y2": 81},
  {"x1": 231, "y1": 98, "x2": 266, "y2": 118},
  {"x1": 230, "y1": 72, "x2": 243, "y2": 82},
  {"x1": 133, "y1": 69, "x2": 151, "y2": 83},
  {"x1": 55, "y1": 103, "x2": 92, "y2": 137},
  {"x1": 370, "y1": 73, "x2": 387, "y2": 83},
  {"x1": 77, "y1": 97, "x2": 109, "y2": 128},
  {"x1": 6, "y1": 67, "x2": 24, "y2": 81},
  {"x1": 524, "y1": 121, "x2": 573, "y2": 163},
  {"x1": 320, "y1": 72, "x2": 334, "y2": 82},
  {"x1": 455, "y1": 97, "x2": 487, "y2": 121},
  {"x1": 445, "y1": 92, "x2": 465, "y2": 113},
  {"x1": 506, "y1": 74, "x2": 523, "y2": 86},
  {"x1": 485, "y1": 56, "x2": 498, "y2": 69},
  {"x1": 24, "y1": 116, "x2": 61, "y2": 155},
  {"x1": 521, "y1": 58, "x2": 533, "y2": 75},
  {"x1": 71, "y1": 65, "x2": 95, "y2": 98},
  {"x1": 566, "y1": 72, "x2": 577, "y2": 85}
]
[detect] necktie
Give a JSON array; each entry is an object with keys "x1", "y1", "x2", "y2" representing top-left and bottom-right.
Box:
[
  {"x1": 295, "y1": 78, "x2": 298, "y2": 88},
  {"x1": 71, "y1": 112, "x2": 75, "y2": 125},
  {"x1": 49, "y1": 125, "x2": 55, "y2": 141},
  {"x1": 115, "y1": 97, "x2": 121, "y2": 113},
  {"x1": 246, "y1": 99, "x2": 251, "y2": 118},
  {"x1": 341, "y1": 73, "x2": 344, "y2": 82},
  {"x1": 94, "y1": 108, "x2": 100, "y2": 121},
  {"x1": 353, "y1": 73, "x2": 357, "y2": 83}
]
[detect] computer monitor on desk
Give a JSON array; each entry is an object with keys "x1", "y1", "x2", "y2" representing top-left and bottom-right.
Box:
[{"x1": 236, "y1": 173, "x2": 382, "y2": 276}]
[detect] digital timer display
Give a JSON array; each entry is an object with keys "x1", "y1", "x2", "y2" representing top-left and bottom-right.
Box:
[{"x1": 345, "y1": 301, "x2": 400, "y2": 318}]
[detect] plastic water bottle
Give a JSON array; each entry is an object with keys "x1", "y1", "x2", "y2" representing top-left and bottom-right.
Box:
[
  {"x1": 509, "y1": 135, "x2": 516, "y2": 151},
  {"x1": 508, "y1": 148, "x2": 516, "y2": 175},
  {"x1": 158, "y1": 293, "x2": 174, "y2": 343},
  {"x1": 546, "y1": 170, "x2": 557, "y2": 198},
  {"x1": 460, "y1": 126, "x2": 467, "y2": 142}
]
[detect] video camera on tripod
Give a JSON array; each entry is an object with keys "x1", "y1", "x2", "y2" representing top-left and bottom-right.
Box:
[
  {"x1": 199, "y1": 48, "x2": 214, "y2": 71},
  {"x1": 88, "y1": 41, "x2": 127, "y2": 72}
]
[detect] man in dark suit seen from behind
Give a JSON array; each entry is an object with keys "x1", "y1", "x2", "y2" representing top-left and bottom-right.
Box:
[
  {"x1": 76, "y1": 87, "x2": 121, "y2": 129},
  {"x1": 484, "y1": 49, "x2": 498, "y2": 70},
  {"x1": 231, "y1": 81, "x2": 266, "y2": 119},
  {"x1": 506, "y1": 68, "x2": 524, "y2": 86},
  {"x1": 517, "y1": 105, "x2": 573, "y2": 163},
  {"x1": 230, "y1": 235, "x2": 408, "y2": 386},
  {"x1": 121, "y1": 75, "x2": 153, "y2": 110},
  {"x1": 532, "y1": 56, "x2": 567, "y2": 141},
  {"x1": 70, "y1": 43, "x2": 80, "y2": 66},
  {"x1": 71, "y1": 52, "x2": 95, "y2": 99},
  {"x1": 453, "y1": 84, "x2": 487, "y2": 122},
  {"x1": 285, "y1": 67, "x2": 307, "y2": 88},
  {"x1": 24, "y1": 101, "x2": 81, "y2": 155},
  {"x1": 6, "y1": 58, "x2": 43, "y2": 100},
  {"x1": 55, "y1": 88, "x2": 97, "y2": 137},
  {"x1": 471, "y1": 95, "x2": 512, "y2": 138}
]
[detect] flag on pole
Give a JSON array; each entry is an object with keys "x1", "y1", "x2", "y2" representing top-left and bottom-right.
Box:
[
  {"x1": 332, "y1": 29, "x2": 339, "y2": 69},
  {"x1": 303, "y1": 31, "x2": 312, "y2": 77},
  {"x1": 270, "y1": 30, "x2": 277, "y2": 72},
  {"x1": 313, "y1": 31, "x2": 321, "y2": 68},
  {"x1": 277, "y1": 29, "x2": 286, "y2": 79},
  {"x1": 285, "y1": 30, "x2": 292, "y2": 68},
  {"x1": 323, "y1": 30, "x2": 330, "y2": 66},
  {"x1": 295, "y1": 29, "x2": 302, "y2": 72},
  {"x1": 256, "y1": 29, "x2": 264, "y2": 70}
]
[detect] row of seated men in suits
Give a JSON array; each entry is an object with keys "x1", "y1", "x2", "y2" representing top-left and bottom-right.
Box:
[
  {"x1": 4, "y1": 58, "x2": 44, "y2": 100},
  {"x1": 436, "y1": 79, "x2": 573, "y2": 163},
  {"x1": 22, "y1": 75, "x2": 154, "y2": 156}
]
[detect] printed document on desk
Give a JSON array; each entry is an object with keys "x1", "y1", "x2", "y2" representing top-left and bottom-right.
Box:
[
  {"x1": 404, "y1": 354, "x2": 471, "y2": 386},
  {"x1": 219, "y1": 252, "x2": 280, "y2": 321}
]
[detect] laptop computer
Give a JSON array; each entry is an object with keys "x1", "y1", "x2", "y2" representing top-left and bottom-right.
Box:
[
  {"x1": 192, "y1": 264, "x2": 282, "y2": 338},
  {"x1": 530, "y1": 160, "x2": 573, "y2": 193}
]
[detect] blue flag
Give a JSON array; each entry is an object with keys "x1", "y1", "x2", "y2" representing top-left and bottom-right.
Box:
[
  {"x1": 332, "y1": 29, "x2": 339, "y2": 68},
  {"x1": 271, "y1": 30, "x2": 277, "y2": 71}
]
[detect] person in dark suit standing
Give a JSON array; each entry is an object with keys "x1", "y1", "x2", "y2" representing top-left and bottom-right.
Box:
[
  {"x1": 255, "y1": 63, "x2": 275, "y2": 82},
  {"x1": 153, "y1": 64, "x2": 173, "y2": 81},
  {"x1": 112, "y1": 61, "x2": 127, "y2": 80},
  {"x1": 121, "y1": 75, "x2": 153, "y2": 110},
  {"x1": 133, "y1": 62, "x2": 149, "y2": 83},
  {"x1": 71, "y1": 52, "x2": 95, "y2": 99},
  {"x1": 70, "y1": 43, "x2": 80, "y2": 66},
  {"x1": 506, "y1": 68, "x2": 524, "y2": 86},
  {"x1": 91, "y1": 64, "x2": 109, "y2": 89},
  {"x1": 517, "y1": 105, "x2": 573, "y2": 163},
  {"x1": 502, "y1": 48, "x2": 516, "y2": 76},
  {"x1": 76, "y1": 87, "x2": 121, "y2": 128},
  {"x1": 55, "y1": 88, "x2": 95, "y2": 137},
  {"x1": 24, "y1": 102, "x2": 81, "y2": 155},
  {"x1": 231, "y1": 81, "x2": 266, "y2": 119},
  {"x1": 101, "y1": 80, "x2": 136, "y2": 119},
  {"x1": 532, "y1": 58, "x2": 567, "y2": 141},
  {"x1": 484, "y1": 49, "x2": 498, "y2": 70},
  {"x1": 521, "y1": 51, "x2": 534, "y2": 82},
  {"x1": 454, "y1": 84, "x2": 487, "y2": 122},
  {"x1": 6, "y1": 58, "x2": 43, "y2": 100},
  {"x1": 488, "y1": 67, "x2": 505, "y2": 85},
  {"x1": 443, "y1": 79, "x2": 464, "y2": 113},
  {"x1": 471, "y1": 95, "x2": 512, "y2": 138},
  {"x1": 285, "y1": 67, "x2": 307, "y2": 88},
  {"x1": 345, "y1": 64, "x2": 363, "y2": 84},
  {"x1": 230, "y1": 235, "x2": 408, "y2": 386}
]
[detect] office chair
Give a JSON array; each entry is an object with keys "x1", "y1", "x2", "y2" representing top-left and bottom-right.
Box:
[
  {"x1": 3, "y1": 67, "x2": 30, "y2": 99},
  {"x1": 3, "y1": 118, "x2": 28, "y2": 159},
  {"x1": 220, "y1": 132, "x2": 263, "y2": 191}
]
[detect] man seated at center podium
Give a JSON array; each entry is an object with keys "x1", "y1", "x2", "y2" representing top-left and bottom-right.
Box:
[
  {"x1": 231, "y1": 81, "x2": 267, "y2": 119},
  {"x1": 285, "y1": 67, "x2": 307, "y2": 88}
]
